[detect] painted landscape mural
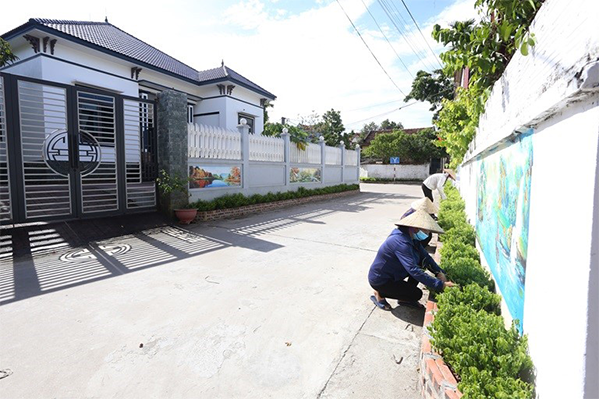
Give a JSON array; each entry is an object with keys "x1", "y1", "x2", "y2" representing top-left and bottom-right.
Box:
[
  {"x1": 476, "y1": 129, "x2": 534, "y2": 332},
  {"x1": 290, "y1": 167, "x2": 321, "y2": 183},
  {"x1": 189, "y1": 165, "x2": 241, "y2": 188}
]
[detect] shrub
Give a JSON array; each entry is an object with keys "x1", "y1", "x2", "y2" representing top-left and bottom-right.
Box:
[
  {"x1": 441, "y1": 257, "x2": 494, "y2": 292},
  {"x1": 440, "y1": 223, "x2": 476, "y2": 245},
  {"x1": 430, "y1": 307, "x2": 534, "y2": 399},
  {"x1": 437, "y1": 283, "x2": 500, "y2": 314},
  {"x1": 190, "y1": 184, "x2": 359, "y2": 211},
  {"x1": 432, "y1": 179, "x2": 534, "y2": 399},
  {"x1": 439, "y1": 241, "x2": 480, "y2": 262}
]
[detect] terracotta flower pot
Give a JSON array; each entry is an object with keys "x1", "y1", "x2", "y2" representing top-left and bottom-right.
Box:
[{"x1": 174, "y1": 209, "x2": 198, "y2": 224}]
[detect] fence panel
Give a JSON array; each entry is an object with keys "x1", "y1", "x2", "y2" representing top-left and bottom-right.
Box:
[
  {"x1": 325, "y1": 146, "x2": 342, "y2": 165},
  {"x1": 345, "y1": 148, "x2": 358, "y2": 166},
  {"x1": 290, "y1": 142, "x2": 321, "y2": 164},
  {"x1": 249, "y1": 134, "x2": 284, "y2": 162},
  {"x1": 188, "y1": 123, "x2": 241, "y2": 160}
]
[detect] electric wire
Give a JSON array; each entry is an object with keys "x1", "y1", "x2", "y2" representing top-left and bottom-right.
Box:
[
  {"x1": 386, "y1": 0, "x2": 437, "y2": 70},
  {"x1": 360, "y1": 0, "x2": 413, "y2": 79},
  {"x1": 377, "y1": 0, "x2": 438, "y2": 72},
  {"x1": 400, "y1": 0, "x2": 445, "y2": 69},
  {"x1": 335, "y1": 0, "x2": 408, "y2": 97}
]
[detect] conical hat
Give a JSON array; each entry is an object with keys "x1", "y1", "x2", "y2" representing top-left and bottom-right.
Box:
[
  {"x1": 410, "y1": 197, "x2": 438, "y2": 214},
  {"x1": 443, "y1": 169, "x2": 456, "y2": 180},
  {"x1": 395, "y1": 209, "x2": 445, "y2": 234}
]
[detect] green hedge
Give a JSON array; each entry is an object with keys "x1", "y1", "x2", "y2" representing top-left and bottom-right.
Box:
[
  {"x1": 430, "y1": 182, "x2": 534, "y2": 399},
  {"x1": 189, "y1": 184, "x2": 359, "y2": 212}
]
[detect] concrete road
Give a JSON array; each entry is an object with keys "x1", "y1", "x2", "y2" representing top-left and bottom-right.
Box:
[{"x1": 0, "y1": 183, "x2": 429, "y2": 398}]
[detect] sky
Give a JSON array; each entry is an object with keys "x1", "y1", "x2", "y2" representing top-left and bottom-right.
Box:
[{"x1": 2, "y1": 0, "x2": 480, "y2": 132}]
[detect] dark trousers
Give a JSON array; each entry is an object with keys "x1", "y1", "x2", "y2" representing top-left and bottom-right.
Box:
[
  {"x1": 371, "y1": 277, "x2": 423, "y2": 302},
  {"x1": 421, "y1": 184, "x2": 433, "y2": 202}
]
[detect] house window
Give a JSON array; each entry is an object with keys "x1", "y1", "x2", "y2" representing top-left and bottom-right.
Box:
[
  {"x1": 187, "y1": 104, "x2": 194, "y2": 124},
  {"x1": 238, "y1": 113, "x2": 255, "y2": 134}
]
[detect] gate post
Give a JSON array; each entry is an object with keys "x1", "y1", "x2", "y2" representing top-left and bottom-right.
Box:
[{"x1": 157, "y1": 90, "x2": 188, "y2": 214}]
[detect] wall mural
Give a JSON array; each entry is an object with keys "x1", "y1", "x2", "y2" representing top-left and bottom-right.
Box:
[
  {"x1": 476, "y1": 129, "x2": 534, "y2": 333},
  {"x1": 290, "y1": 167, "x2": 321, "y2": 183},
  {"x1": 189, "y1": 165, "x2": 241, "y2": 188}
]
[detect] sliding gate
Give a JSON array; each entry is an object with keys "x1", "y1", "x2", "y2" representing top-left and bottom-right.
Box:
[{"x1": 0, "y1": 73, "x2": 157, "y2": 224}]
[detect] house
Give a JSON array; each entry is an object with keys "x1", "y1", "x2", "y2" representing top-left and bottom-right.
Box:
[
  {"x1": 1, "y1": 18, "x2": 276, "y2": 134},
  {"x1": 0, "y1": 18, "x2": 276, "y2": 224}
]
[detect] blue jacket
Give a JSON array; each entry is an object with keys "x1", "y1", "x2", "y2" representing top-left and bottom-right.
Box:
[{"x1": 368, "y1": 227, "x2": 445, "y2": 291}]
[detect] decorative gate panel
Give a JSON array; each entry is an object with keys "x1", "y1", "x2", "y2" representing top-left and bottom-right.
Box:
[
  {"x1": 18, "y1": 80, "x2": 72, "y2": 219},
  {"x1": 77, "y1": 91, "x2": 118, "y2": 214},
  {"x1": 0, "y1": 77, "x2": 11, "y2": 222},
  {"x1": 123, "y1": 99, "x2": 156, "y2": 209}
]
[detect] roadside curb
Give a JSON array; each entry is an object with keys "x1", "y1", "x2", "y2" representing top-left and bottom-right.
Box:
[
  {"x1": 419, "y1": 239, "x2": 463, "y2": 399},
  {"x1": 194, "y1": 189, "x2": 360, "y2": 222}
]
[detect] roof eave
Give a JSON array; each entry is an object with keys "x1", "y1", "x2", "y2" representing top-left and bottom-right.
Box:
[
  {"x1": 3, "y1": 21, "x2": 203, "y2": 87},
  {"x1": 198, "y1": 76, "x2": 276, "y2": 100}
]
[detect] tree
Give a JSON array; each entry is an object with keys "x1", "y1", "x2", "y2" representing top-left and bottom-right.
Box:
[
  {"x1": 0, "y1": 38, "x2": 18, "y2": 67},
  {"x1": 263, "y1": 100, "x2": 274, "y2": 124},
  {"x1": 363, "y1": 128, "x2": 445, "y2": 164},
  {"x1": 435, "y1": 86, "x2": 486, "y2": 168},
  {"x1": 432, "y1": 0, "x2": 543, "y2": 91},
  {"x1": 404, "y1": 69, "x2": 454, "y2": 115},
  {"x1": 318, "y1": 109, "x2": 345, "y2": 147},
  {"x1": 427, "y1": 0, "x2": 543, "y2": 166},
  {"x1": 380, "y1": 119, "x2": 403, "y2": 130},
  {"x1": 262, "y1": 122, "x2": 309, "y2": 149}
]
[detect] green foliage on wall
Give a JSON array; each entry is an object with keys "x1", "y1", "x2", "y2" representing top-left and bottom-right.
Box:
[{"x1": 429, "y1": 182, "x2": 534, "y2": 398}]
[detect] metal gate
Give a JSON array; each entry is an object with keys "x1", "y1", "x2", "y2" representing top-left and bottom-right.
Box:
[{"x1": 0, "y1": 73, "x2": 157, "y2": 224}]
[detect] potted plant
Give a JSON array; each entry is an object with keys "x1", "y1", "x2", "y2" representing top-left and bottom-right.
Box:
[{"x1": 156, "y1": 169, "x2": 198, "y2": 224}]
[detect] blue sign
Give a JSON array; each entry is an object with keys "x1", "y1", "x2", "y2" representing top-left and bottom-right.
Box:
[{"x1": 390, "y1": 157, "x2": 400, "y2": 164}]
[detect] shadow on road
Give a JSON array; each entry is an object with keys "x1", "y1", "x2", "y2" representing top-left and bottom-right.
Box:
[{"x1": 0, "y1": 189, "x2": 419, "y2": 306}]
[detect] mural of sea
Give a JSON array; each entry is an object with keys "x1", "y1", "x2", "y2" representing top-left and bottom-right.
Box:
[
  {"x1": 476, "y1": 129, "x2": 534, "y2": 333},
  {"x1": 189, "y1": 165, "x2": 241, "y2": 188}
]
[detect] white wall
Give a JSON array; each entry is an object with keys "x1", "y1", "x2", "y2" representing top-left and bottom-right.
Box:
[
  {"x1": 457, "y1": 0, "x2": 598, "y2": 397},
  {"x1": 360, "y1": 164, "x2": 429, "y2": 180}
]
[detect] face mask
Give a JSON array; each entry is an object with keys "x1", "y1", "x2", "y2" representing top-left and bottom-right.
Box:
[{"x1": 414, "y1": 230, "x2": 428, "y2": 241}]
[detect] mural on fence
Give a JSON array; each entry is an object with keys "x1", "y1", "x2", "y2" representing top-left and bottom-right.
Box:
[
  {"x1": 189, "y1": 165, "x2": 241, "y2": 188},
  {"x1": 476, "y1": 129, "x2": 534, "y2": 332},
  {"x1": 290, "y1": 167, "x2": 321, "y2": 183}
]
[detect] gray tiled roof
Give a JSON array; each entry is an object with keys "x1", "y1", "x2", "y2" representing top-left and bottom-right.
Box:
[
  {"x1": 5, "y1": 19, "x2": 275, "y2": 98},
  {"x1": 197, "y1": 65, "x2": 275, "y2": 98},
  {"x1": 32, "y1": 18, "x2": 201, "y2": 81}
]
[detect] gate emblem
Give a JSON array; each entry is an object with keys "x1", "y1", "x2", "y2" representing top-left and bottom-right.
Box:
[{"x1": 43, "y1": 130, "x2": 102, "y2": 177}]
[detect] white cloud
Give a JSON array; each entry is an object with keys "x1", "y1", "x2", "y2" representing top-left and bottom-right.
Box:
[{"x1": 1, "y1": 0, "x2": 480, "y2": 132}]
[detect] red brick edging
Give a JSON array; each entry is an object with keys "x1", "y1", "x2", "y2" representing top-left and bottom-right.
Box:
[
  {"x1": 194, "y1": 189, "x2": 360, "y2": 222},
  {"x1": 420, "y1": 240, "x2": 463, "y2": 399}
]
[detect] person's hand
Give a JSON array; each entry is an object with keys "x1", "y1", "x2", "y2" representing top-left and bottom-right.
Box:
[
  {"x1": 436, "y1": 272, "x2": 447, "y2": 282},
  {"x1": 443, "y1": 281, "x2": 456, "y2": 288}
]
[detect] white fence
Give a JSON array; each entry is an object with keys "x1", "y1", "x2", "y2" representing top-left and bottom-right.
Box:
[
  {"x1": 187, "y1": 123, "x2": 360, "y2": 201},
  {"x1": 290, "y1": 142, "x2": 321, "y2": 164},
  {"x1": 249, "y1": 134, "x2": 284, "y2": 162},
  {"x1": 188, "y1": 123, "x2": 241, "y2": 159}
]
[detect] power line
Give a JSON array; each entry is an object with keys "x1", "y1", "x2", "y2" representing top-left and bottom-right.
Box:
[
  {"x1": 335, "y1": 0, "x2": 408, "y2": 97},
  {"x1": 360, "y1": 0, "x2": 413, "y2": 79},
  {"x1": 400, "y1": 0, "x2": 445, "y2": 70},
  {"x1": 377, "y1": 0, "x2": 437, "y2": 72},
  {"x1": 346, "y1": 101, "x2": 419, "y2": 126}
]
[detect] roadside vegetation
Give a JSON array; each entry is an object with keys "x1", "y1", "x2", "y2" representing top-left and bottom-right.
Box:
[
  {"x1": 407, "y1": 0, "x2": 544, "y2": 168},
  {"x1": 429, "y1": 182, "x2": 534, "y2": 398},
  {"x1": 189, "y1": 183, "x2": 359, "y2": 212}
]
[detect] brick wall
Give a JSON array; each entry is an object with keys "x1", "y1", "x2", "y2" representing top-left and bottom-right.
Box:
[
  {"x1": 419, "y1": 239, "x2": 462, "y2": 399},
  {"x1": 195, "y1": 189, "x2": 360, "y2": 222}
]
